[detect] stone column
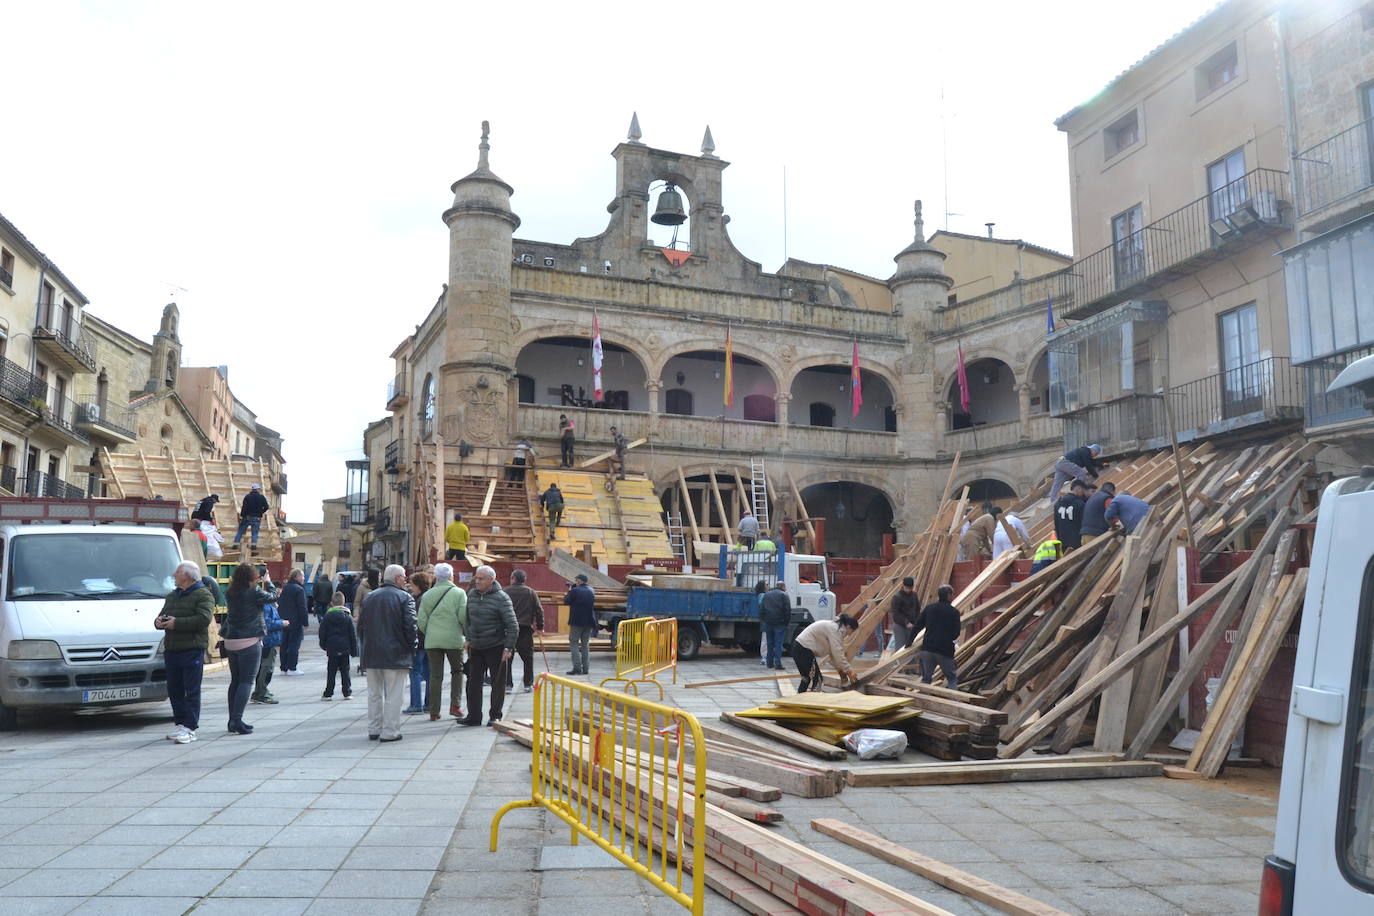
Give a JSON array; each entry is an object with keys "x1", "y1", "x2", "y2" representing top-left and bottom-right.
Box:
[
  {"x1": 775, "y1": 392, "x2": 792, "y2": 448},
  {"x1": 645, "y1": 377, "x2": 662, "y2": 436},
  {"x1": 1015, "y1": 382, "x2": 1032, "y2": 440}
]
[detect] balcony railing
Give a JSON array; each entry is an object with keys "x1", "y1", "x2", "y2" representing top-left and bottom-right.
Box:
[
  {"x1": 1295, "y1": 117, "x2": 1374, "y2": 217},
  {"x1": 0, "y1": 265, "x2": 12, "y2": 289},
  {"x1": 0, "y1": 466, "x2": 15, "y2": 493},
  {"x1": 934, "y1": 270, "x2": 1077, "y2": 336},
  {"x1": 1302, "y1": 344, "x2": 1374, "y2": 429},
  {"x1": 19, "y1": 472, "x2": 87, "y2": 499},
  {"x1": 0, "y1": 357, "x2": 47, "y2": 411},
  {"x1": 75, "y1": 400, "x2": 137, "y2": 441},
  {"x1": 38, "y1": 389, "x2": 90, "y2": 444},
  {"x1": 942, "y1": 413, "x2": 1062, "y2": 455},
  {"x1": 386, "y1": 375, "x2": 408, "y2": 408},
  {"x1": 33, "y1": 323, "x2": 97, "y2": 373},
  {"x1": 1060, "y1": 356, "x2": 1304, "y2": 454},
  {"x1": 375, "y1": 506, "x2": 392, "y2": 534},
  {"x1": 1064, "y1": 167, "x2": 1291, "y2": 320},
  {"x1": 384, "y1": 439, "x2": 403, "y2": 473}
]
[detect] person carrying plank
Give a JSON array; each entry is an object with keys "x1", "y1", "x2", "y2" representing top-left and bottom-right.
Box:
[
  {"x1": 610, "y1": 426, "x2": 628, "y2": 479},
  {"x1": 958, "y1": 506, "x2": 1001, "y2": 561},
  {"x1": 792, "y1": 614, "x2": 859, "y2": 692},
  {"x1": 1049, "y1": 443, "x2": 1105, "y2": 501}
]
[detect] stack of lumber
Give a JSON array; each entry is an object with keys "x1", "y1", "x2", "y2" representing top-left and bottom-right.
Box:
[
  {"x1": 728, "y1": 690, "x2": 919, "y2": 750},
  {"x1": 530, "y1": 468, "x2": 671, "y2": 564},
  {"x1": 853, "y1": 435, "x2": 1317, "y2": 775}
]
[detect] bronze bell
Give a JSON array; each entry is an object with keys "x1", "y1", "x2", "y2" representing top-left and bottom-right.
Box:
[{"x1": 651, "y1": 185, "x2": 687, "y2": 226}]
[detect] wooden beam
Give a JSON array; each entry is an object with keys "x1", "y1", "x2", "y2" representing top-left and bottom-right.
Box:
[
  {"x1": 811, "y1": 819, "x2": 1072, "y2": 916},
  {"x1": 577, "y1": 436, "x2": 647, "y2": 469},
  {"x1": 845, "y1": 759, "x2": 1163, "y2": 787},
  {"x1": 676, "y1": 466, "x2": 703, "y2": 555},
  {"x1": 707, "y1": 469, "x2": 734, "y2": 545},
  {"x1": 100, "y1": 448, "x2": 127, "y2": 498},
  {"x1": 786, "y1": 471, "x2": 816, "y2": 547},
  {"x1": 480, "y1": 477, "x2": 497, "y2": 516}
]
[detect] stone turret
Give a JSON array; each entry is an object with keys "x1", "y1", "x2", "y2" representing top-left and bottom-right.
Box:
[
  {"x1": 889, "y1": 201, "x2": 951, "y2": 465},
  {"x1": 440, "y1": 121, "x2": 520, "y2": 445},
  {"x1": 148, "y1": 302, "x2": 181, "y2": 393}
]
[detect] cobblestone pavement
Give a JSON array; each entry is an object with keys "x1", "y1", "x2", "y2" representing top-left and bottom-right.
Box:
[{"x1": 0, "y1": 641, "x2": 1274, "y2": 915}]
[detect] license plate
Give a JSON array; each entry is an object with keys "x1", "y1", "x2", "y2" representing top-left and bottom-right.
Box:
[{"x1": 82, "y1": 687, "x2": 141, "y2": 702}]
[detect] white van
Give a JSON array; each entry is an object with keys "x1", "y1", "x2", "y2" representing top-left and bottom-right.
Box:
[
  {"x1": 0, "y1": 500, "x2": 188, "y2": 730},
  {"x1": 1265, "y1": 467, "x2": 1374, "y2": 909}
]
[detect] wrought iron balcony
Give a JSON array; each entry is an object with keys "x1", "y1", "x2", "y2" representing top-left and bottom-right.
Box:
[
  {"x1": 1059, "y1": 356, "x2": 1304, "y2": 454},
  {"x1": 0, "y1": 265, "x2": 12, "y2": 289},
  {"x1": 274, "y1": 472, "x2": 287, "y2": 495},
  {"x1": 386, "y1": 375, "x2": 409, "y2": 409},
  {"x1": 19, "y1": 472, "x2": 87, "y2": 499},
  {"x1": 1294, "y1": 117, "x2": 1374, "y2": 221},
  {"x1": 33, "y1": 322, "x2": 96, "y2": 373},
  {"x1": 1063, "y1": 167, "x2": 1291, "y2": 320},
  {"x1": 37, "y1": 390, "x2": 91, "y2": 446},
  {"x1": 0, "y1": 466, "x2": 16, "y2": 493},
  {"x1": 384, "y1": 439, "x2": 402, "y2": 473},
  {"x1": 1301, "y1": 344, "x2": 1374, "y2": 429},
  {"x1": 374, "y1": 506, "x2": 392, "y2": 534},
  {"x1": 75, "y1": 400, "x2": 137, "y2": 444},
  {"x1": 0, "y1": 357, "x2": 47, "y2": 412}
]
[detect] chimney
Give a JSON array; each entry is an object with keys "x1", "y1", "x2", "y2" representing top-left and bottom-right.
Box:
[{"x1": 985, "y1": 222, "x2": 996, "y2": 238}]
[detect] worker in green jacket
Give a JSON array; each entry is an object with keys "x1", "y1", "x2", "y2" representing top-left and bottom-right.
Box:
[{"x1": 155, "y1": 560, "x2": 216, "y2": 744}]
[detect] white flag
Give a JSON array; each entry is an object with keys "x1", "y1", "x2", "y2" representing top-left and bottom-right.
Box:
[{"x1": 592, "y1": 310, "x2": 604, "y2": 400}]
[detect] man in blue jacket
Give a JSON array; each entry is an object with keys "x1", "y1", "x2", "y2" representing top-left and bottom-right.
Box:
[
  {"x1": 564, "y1": 574, "x2": 597, "y2": 676},
  {"x1": 278, "y1": 569, "x2": 309, "y2": 676}
]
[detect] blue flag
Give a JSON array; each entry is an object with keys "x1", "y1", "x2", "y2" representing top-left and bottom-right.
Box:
[{"x1": 1046, "y1": 296, "x2": 1055, "y2": 337}]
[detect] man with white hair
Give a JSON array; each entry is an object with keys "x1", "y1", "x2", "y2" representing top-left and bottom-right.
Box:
[
  {"x1": 459, "y1": 565, "x2": 517, "y2": 726},
  {"x1": 419, "y1": 562, "x2": 468, "y2": 720},
  {"x1": 155, "y1": 561, "x2": 216, "y2": 744},
  {"x1": 357, "y1": 564, "x2": 417, "y2": 741}
]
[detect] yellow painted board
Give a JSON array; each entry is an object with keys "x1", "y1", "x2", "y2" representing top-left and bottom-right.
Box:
[{"x1": 771, "y1": 691, "x2": 912, "y2": 715}]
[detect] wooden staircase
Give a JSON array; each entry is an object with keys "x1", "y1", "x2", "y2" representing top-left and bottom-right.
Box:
[{"x1": 443, "y1": 474, "x2": 537, "y2": 560}]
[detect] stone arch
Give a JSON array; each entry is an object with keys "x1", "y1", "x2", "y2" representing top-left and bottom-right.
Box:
[
  {"x1": 936, "y1": 346, "x2": 1019, "y2": 392},
  {"x1": 1025, "y1": 345, "x2": 1052, "y2": 415},
  {"x1": 651, "y1": 338, "x2": 784, "y2": 391},
  {"x1": 787, "y1": 357, "x2": 898, "y2": 432},
  {"x1": 796, "y1": 477, "x2": 898, "y2": 558},
  {"x1": 514, "y1": 334, "x2": 650, "y2": 411},
  {"x1": 511, "y1": 326, "x2": 652, "y2": 377},
  {"x1": 952, "y1": 474, "x2": 1020, "y2": 504},
  {"x1": 943, "y1": 355, "x2": 1018, "y2": 429},
  {"x1": 647, "y1": 179, "x2": 691, "y2": 251}
]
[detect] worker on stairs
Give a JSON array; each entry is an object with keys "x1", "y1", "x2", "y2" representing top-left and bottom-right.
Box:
[{"x1": 539, "y1": 483, "x2": 565, "y2": 539}]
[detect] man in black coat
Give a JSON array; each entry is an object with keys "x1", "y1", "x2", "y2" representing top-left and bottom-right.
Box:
[
  {"x1": 311, "y1": 571, "x2": 333, "y2": 621},
  {"x1": 358, "y1": 565, "x2": 417, "y2": 741},
  {"x1": 758, "y1": 582, "x2": 791, "y2": 670},
  {"x1": 913, "y1": 584, "x2": 962, "y2": 690},
  {"x1": 233, "y1": 484, "x2": 271, "y2": 550},
  {"x1": 192, "y1": 493, "x2": 219, "y2": 524},
  {"x1": 1053, "y1": 478, "x2": 1091, "y2": 552},
  {"x1": 278, "y1": 569, "x2": 309, "y2": 676}
]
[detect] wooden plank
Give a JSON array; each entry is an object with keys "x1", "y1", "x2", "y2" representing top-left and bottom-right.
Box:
[
  {"x1": 1191, "y1": 568, "x2": 1307, "y2": 777},
  {"x1": 546, "y1": 547, "x2": 620, "y2": 590},
  {"x1": 100, "y1": 448, "x2": 127, "y2": 498},
  {"x1": 1092, "y1": 535, "x2": 1143, "y2": 754},
  {"x1": 1124, "y1": 541, "x2": 1183, "y2": 740},
  {"x1": 480, "y1": 478, "x2": 497, "y2": 516},
  {"x1": 676, "y1": 466, "x2": 703, "y2": 556},
  {"x1": 811, "y1": 819, "x2": 1071, "y2": 916},
  {"x1": 577, "y1": 436, "x2": 647, "y2": 469},
  {"x1": 786, "y1": 471, "x2": 816, "y2": 548},
  {"x1": 708, "y1": 469, "x2": 734, "y2": 545},
  {"x1": 719, "y1": 712, "x2": 850, "y2": 760},
  {"x1": 845, "y1": 759, "x2": 1163, "y2": 787}
]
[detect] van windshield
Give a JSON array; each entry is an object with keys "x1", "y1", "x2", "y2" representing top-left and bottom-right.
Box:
[{"x1": 7, "y1": 533, "x2": 180, "y2": 600}]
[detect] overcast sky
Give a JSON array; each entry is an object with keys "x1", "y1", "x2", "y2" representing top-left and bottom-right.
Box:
[{"x1": 2, "y1": 0, "x2": 1216, "y2": 521}]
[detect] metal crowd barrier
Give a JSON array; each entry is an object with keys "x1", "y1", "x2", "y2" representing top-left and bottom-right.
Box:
[
  {"x1": 602, "y1": 616, "x2": 678, "y2": 700},
  {"x1": 490, "y1": 674, "x2": 707, "y2": 915}
]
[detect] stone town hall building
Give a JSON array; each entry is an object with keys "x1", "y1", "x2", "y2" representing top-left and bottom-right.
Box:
[{"x1": 364, "y1": 120, "x2": 1066, "y2": 561}]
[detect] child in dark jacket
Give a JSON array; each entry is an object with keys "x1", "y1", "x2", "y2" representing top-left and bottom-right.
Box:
[{"x1": 319, "y1": 591, "x2": 358, "y2": 700}]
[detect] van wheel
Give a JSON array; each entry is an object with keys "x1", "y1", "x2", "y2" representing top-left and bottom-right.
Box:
[
  {"x1": 677, "y1": 627, "x2": 702, "y2": 661},
  {"x1": 0, "y1": 702, "x2": 17, "y2": 731}
]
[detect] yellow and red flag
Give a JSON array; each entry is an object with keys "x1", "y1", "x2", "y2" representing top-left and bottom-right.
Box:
[
  {"x1": 851, "y1": 340, "x2": 863, "y2": 418},
  {"x1": 723, "y1": 326, "x2": 734, "y2": 408}
]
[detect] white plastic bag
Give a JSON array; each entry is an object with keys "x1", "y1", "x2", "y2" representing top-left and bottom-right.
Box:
[
  {"x1": 843, "y1": 728, "x2": 908, "y2": 760},
  {"x1": 202, "y1": 522, "x2": 224, "y2": 558}
]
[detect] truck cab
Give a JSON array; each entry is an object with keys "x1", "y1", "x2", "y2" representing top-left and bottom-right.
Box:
[
  {"x1": 1265, "y1": 469, "x2": 1374, "y2": 914},
  {"x1": 727, "y1": 547, "x2": 837, "y2": 626},
  {"x1": 0, "y1": 498, "x2": 188, "y2": 730}
]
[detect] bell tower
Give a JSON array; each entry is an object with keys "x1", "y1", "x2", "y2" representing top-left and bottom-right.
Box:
[
  {"x1": 148, "y1": 302, "x2": 181, "y2": 393},
  {"x1": 439, "y1": 121, "x2": 520, "y2": 445}
]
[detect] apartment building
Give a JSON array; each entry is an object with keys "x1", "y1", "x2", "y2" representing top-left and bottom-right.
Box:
[
  {"x1": 1047, "y1": 0, "x2": 1299, "y2": 456},
  {"x1": 1281, "y1": 0, "x2": 1374, "y2": 464}
]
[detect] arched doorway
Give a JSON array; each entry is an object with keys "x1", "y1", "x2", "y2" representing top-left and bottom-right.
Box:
[
  {"x1": 660, "y1": 351, "x2": 776, "y2": 421},
  {"x1": 790, "y1": 365, "x2": 896, "y2": 431},
  {"x1": 959, "y1": 478, "x2": 1018, "y2": 504},
  {"x1": 800, "y1": 482, "x2": 894, "y2": 558},
  {"x1": 515, "y1": 337, "x2": 649, "y2": 411},
  {"x1": 1028, "y1": 351, "x2": 1050, "y2": 415},
  {"x1": 947, "y1": 357, "x2": 1017, "y2": 429}
]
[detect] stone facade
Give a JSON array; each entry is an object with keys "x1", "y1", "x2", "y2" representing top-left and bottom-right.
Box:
[{"x1": 367, "y1": 121, "x2": 1072, "y2": 560}]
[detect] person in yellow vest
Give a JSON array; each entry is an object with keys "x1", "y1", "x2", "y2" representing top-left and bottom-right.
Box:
[
  {"x1": 1030, "y1": 538, "x2": 1063, "y2": 574},
  {"x1": 444, "y1": 512, "x2": 471, "y2": 563},
  {"x1": 754, "y1": 534, "x2": 777, "y2": 553}
]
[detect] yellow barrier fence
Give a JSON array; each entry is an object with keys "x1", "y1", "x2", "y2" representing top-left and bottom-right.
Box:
[
  {"x1": 490, "y1": 674, "x2": 707, "y2": 915},
  {"x1": 601, "y1": 616, "x2": 678, "y2": 699}
]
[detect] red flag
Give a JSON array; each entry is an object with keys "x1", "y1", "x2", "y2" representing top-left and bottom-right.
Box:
[
  {"x1": 850, "y1": 340, "x2": 863, "y2": 419},
  {"x1": 723, "y1": 326, "x2": 734, "y2": 407},
  {"x1": 956, "y1": 344, "x2": 971, "y2": 414},
  {"x1": 591, "y1": 310, "x2": 604, "y2": 401}
]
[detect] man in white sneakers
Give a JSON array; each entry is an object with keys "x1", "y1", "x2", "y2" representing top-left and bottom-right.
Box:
[{"x1": 155, "y1": 561, "x2": 215, "y2": 744}]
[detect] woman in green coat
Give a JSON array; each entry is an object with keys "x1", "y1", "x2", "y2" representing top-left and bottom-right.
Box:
[{"x1": 419, "y1": 562, "x2": 468, "y2": 721}]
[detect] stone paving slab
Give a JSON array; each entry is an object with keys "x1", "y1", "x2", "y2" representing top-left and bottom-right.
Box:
[{"x1": 4, "y1": 639, "x2": 1280, "y2": 915}]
